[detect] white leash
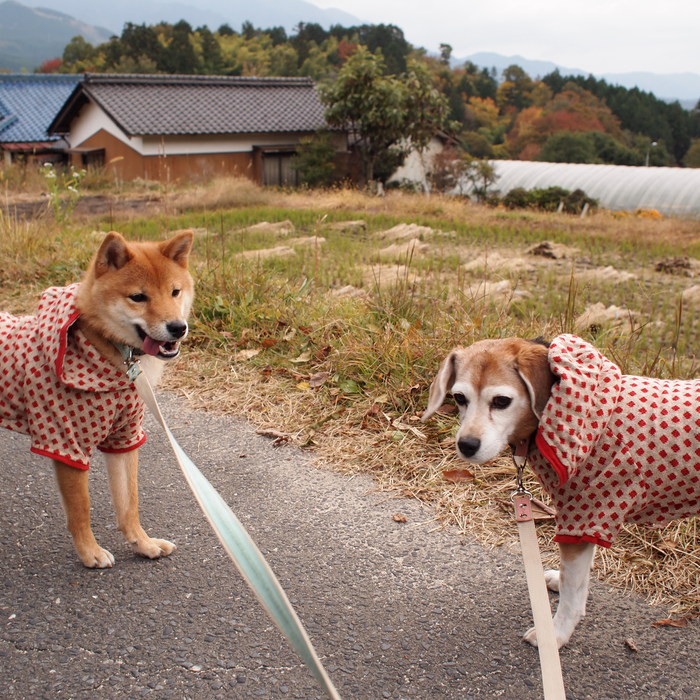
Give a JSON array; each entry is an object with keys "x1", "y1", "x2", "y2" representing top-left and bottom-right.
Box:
[
  {"x1": 512, "y1": 454, "x2": 566, "y2": 700},
  {"x1": 122, "y1": 350, "x2": 341, "y2": 700}
]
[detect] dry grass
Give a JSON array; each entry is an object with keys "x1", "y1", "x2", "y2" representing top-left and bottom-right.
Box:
[{"x1": 2, "y1": 175, "x2": 699, "y2": 619}]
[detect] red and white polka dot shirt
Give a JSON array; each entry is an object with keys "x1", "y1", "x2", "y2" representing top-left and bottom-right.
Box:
[
  {"x1": 0, "y1": 284, "x2": 146, "y2": 470},
  {"x1": 530, "y1": 334, "x2": 700, "y2": 548}
]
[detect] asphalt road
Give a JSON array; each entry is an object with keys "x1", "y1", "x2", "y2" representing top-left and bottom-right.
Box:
[{"x1": 1, "y1": 393, "x2": 698, "y2": 699}]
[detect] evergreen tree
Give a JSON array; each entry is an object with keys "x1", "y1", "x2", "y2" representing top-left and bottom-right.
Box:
[{"x1": 162, "y1": 20, "x2": 199, "y2": 74}]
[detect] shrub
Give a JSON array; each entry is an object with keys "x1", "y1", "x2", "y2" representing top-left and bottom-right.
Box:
[
  {"x1": 293, "y1": 131, "x2": 337, "y2": 188},
  {"x1": 502, "y1": 185, "x2": 597, "y2": 214},
  {"x1": 502, "y1": 187, "x2": 531, "y2": 209}
]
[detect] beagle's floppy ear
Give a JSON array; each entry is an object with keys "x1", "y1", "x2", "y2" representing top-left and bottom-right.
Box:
[
  {"x1": 421, "y1": 350, "x2": 458, "y2": 422},
  {"x1": 513, "y1": 340, "x2": 555, "y2": 420}
]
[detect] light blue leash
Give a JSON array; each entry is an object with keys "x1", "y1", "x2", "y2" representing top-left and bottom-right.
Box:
[{"x1": 121, "y1": 348, "x2": 341, "y2": 699}]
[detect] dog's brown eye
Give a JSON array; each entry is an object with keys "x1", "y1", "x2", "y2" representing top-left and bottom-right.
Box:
[
  {"x1": 172, "y1": 289, "x2": 180, "y2": 297},
  {"x1": 129, "y1": 293, "x2": 148, "y2": 303},
  {"x1": 452, "y1": 392, "x2": 468, "y2": 406},
  {"x1": 491, "y1": 396, "x2": 512, "y2": 409}
]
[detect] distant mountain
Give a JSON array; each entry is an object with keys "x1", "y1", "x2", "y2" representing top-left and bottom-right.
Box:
[
  {"x1": 22, "y1": 0, "x2": 361, "y2": 36},
  {"x1": 463, "y1": 52, "x2": 587, "y2": 81},
  {"x1": 0, "y1": 0, "x2": 112, "y2": 71},
  {"x1": 463, "y1": 51, "x2": 700, "y2": 108}
]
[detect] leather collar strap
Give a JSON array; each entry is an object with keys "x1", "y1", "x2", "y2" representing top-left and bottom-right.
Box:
[
  {"x1": 512, "y1": 450, "x2": 566, "y2": 699},
  {"x1": 127, "y1": 357, "x2": 341, "y2": 699}
]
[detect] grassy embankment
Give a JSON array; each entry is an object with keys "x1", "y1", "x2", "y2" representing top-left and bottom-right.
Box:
[{"x1": 1, "y1": 174, "x2": 699, "y2": 617}]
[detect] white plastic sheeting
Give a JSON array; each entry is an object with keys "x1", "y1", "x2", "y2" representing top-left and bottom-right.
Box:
[{"x1": 484, "y1": 160, "x2": 700, "y2": 218}]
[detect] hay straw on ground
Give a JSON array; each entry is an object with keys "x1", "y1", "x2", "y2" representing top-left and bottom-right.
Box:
[{"x1": 165, "y1": 347, "x2": 699, "y2": 619}]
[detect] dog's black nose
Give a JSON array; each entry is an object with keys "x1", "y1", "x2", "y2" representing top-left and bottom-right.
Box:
[
  {"x1": 166, "y1": 321, "x2": 188, "y2": 339},
  {"x1": 458, "y1": 437, "x2": 481, "y2": 458}
]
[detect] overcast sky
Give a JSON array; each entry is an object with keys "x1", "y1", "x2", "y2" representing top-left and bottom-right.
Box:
[{"x1": 312, "y1": 0, "x2": 698, "y2": 76}]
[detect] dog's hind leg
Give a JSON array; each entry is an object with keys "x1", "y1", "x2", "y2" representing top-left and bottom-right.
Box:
[
  {"x1": 523, "y1": 541, "x2": 596, "y2": 648},
  {"x1": 54, "y1": 461, "x2": 115, "y2": 568},
  {"x1": 106, "y1": 450, "x2": 176, "y2": 560}
]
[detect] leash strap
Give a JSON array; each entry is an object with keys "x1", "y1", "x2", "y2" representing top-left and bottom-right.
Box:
[
  {"x1": 127, "y1": 356, "x2": 341, "y2": 699},
  {"x1": 513, "y1": 452, "x2": 566, "y2": 700}
]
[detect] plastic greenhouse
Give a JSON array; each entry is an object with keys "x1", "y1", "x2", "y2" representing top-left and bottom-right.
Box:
[{"x1": 483, "y1": 160, "x2": 700, "y2": 219}]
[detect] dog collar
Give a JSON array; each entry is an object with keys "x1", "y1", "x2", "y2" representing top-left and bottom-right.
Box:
[{"x1": 512, "y1": 437, "x2": 531, "y2": 466}]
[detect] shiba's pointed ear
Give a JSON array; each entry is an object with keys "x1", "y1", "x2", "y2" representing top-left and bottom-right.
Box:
[
  {"x1": 421, "y1": 350, "x2": 458, "y2": 422},
  {"x1": 514, "y1": 340, "x2": 555, "y2": 420},
  {"x1": 94, "y1": 231, "x2": 132, "y2": 276},
  {"x1": 160, "y1": 230, "x2": 194, "y2": 268}
]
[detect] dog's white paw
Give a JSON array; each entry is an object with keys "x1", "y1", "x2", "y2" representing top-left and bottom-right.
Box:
[
  {"x1": 544, "y1": 569, "x2": 560, "y2": 592},
  {"x1": 132, "y1": 537, "x2": 176, "y2": 559},
  {"x1": 523, "y1": 626, "x2": 539, "y2": 647},
  {"x1": 523, "y1": 626, "x2": 569, "y2": 649},
  {"x1": 80, "y1": 546, "x2": 115, "y2": 569}
]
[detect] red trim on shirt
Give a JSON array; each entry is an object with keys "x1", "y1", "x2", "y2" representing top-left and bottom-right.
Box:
[
  {"x1": 31, "y1": 446, "x2": 89, "y2": 470},
  {"x1": 535, "y1": 430, "x2": 569, "y2": 486},
  {"x1": 55, "y1": 309, "x2": 80, "y2": 381},
  {"x1": 99, "y1": 434, "x2": 147, "y2": 454},
  {"x1": 555, "y1": 534, "x2": 612, "y2": 548}
]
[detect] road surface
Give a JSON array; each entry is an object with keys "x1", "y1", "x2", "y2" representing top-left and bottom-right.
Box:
[{"x1": 1, "y1": 393, "x2": 697, "y2": 698}]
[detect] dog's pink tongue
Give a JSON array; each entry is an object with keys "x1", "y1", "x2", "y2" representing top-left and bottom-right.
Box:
[{"x1": 142, "y1": 336, "x2": 161, "y2": 356}]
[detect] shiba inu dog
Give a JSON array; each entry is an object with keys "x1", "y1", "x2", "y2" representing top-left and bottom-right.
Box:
[
  {"x1": 0, "y1": 230, "x2": 194, "y2": 568},
  {"x1": 423, "y1": 335, "x2": 700, "y2": 647}
]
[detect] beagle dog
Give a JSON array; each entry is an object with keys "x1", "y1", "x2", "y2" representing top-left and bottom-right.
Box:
[{"x1": 422, "y1": 334, "x2": 700, "y2": 648}]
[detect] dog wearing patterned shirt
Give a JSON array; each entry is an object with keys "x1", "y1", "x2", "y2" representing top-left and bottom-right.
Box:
[
  {"x1": 0, "y1": 230, "x2": 194, "y2": 568},
  {"x1": 422, "y1": 335, "x2": 700, "y2": 648}
]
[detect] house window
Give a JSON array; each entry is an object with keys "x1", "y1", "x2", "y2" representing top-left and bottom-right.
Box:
[
  {"x1": 78, "y1": 148, "x2": 105, "y2": 169},
  {"x1": 261, "y1": 150, "x2": 299, "y2": 187}
]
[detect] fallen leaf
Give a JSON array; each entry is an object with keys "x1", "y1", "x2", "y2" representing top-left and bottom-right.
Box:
[
  {"x1": 309, "y1": 371, "x2": 330, "y2": 388},
  {"x1": 392, "y1": 513, "x2": 407, "y2": 523},
  {"x1": 261, "y1": 338, "x2": 278, "y2": 348},
  {"x1": 443, "y1": 468, "x2": 475, "y2": 483},
  {"x1": 383, "y1": 413, "x2": 426, "y2": 439},
  {"x1": 361, "y1": 403, "x2": 383, "y2": 429},
  {"x1": 296, "y1": 381, "x2": 310, "y2": 391},
  {"x1": 652, "y1": 618, "x2": 689, "y2": 628},
  {"x1": 338, "y1": 379, "x2": 361, "y2": 394},
  {"x1": 235, "y1": 348, "x2": 261, "y2": 361},
  {"x1": 437, "y1": 403, "x2": 459, "y2": 416},
  {"x1": 314, "y1": 345, "x2": 333, "y2": 362},
  {"x1": 220, "y1": 331, "x2": 233, "y2": 338},
  {"x1": 624, "y1": 638, "x2": 639, "y2": 652},
  {"x1": 291, "y1": 350, "x2": 312, "y2": 363}
]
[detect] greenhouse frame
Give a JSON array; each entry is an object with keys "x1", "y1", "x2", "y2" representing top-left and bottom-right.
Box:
[{"x1": 485, "y1": 160, "x2": 700, "y2": 218}]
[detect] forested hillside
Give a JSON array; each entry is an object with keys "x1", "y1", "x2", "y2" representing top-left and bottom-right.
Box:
[{"x1": 47, "y1": 20, "x2": 700, "y2": 167}]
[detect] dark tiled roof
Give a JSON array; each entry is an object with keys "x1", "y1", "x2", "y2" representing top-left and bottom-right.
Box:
[
  {"x1": 0, "y1": 74, "x2": 82, "y2": 144},
  {"x1": 52, "y1": 74, "x2": 328, "y2": 137}
]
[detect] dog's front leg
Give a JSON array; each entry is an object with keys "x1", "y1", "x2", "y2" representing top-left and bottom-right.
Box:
[
  {"x1": 54, "y1": 461, "x2": 115, "y2": 568},
  {"x1": 105, "y1": 450, "x2": 176, "y2": 560},
  {"x1": 523, "y1": 541, "x2": 595, "y2": 648}
]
